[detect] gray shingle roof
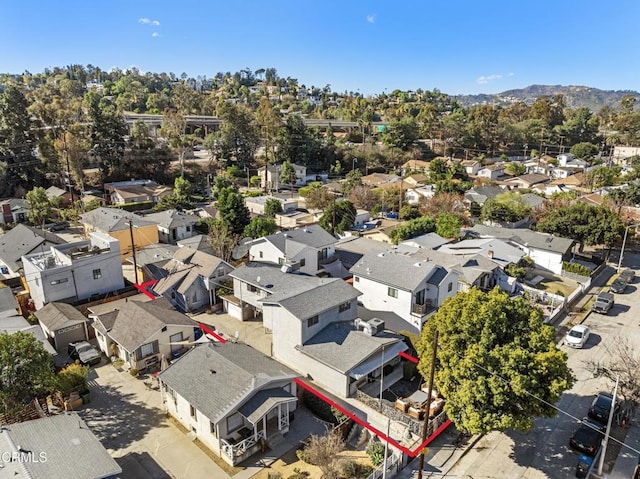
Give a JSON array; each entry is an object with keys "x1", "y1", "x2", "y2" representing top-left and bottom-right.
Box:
[
  {"x1": 231, "y1": 263, "x2": 359, "y2": 319},
  {"x1": 106, "y1": 298, "x2": 195, "y2": 352},
  {"x1": 35, "y1": 302, "x2": 87, "y2": 332},
  {"x1": 401, "y1": 232, "x2": 449, "y2": 250},
  {"x1": 153, "y1": 248, "x2": 229, "y2": 295},
  {"x1": 80, "y1": 207, "x2": 155, "y2": 233},
  {"x1": 469, "y1": 225, "x2": 574, "y2": 254},
  {"x1": 464, "y1": 186, "x2": 503, "y2": 205},
  {"x1": 351, "y1": 251, "x2": 440, "y2": 291},
  {"x1": 177, "y1": 235, "x2": 216, "y2": 256},
  {"x1": 437, "y1": 238, "x2": 524, "y2": 267},
  {"x1": 262, "y1": 224, "x2": 336, "y2": 253},
  {"x1": 0, "y1": 412, "x2": 121, "y2": 479},
  {"x1": 238, "y1": 387, "x2": 295, "y2": 424},
  {"x1": 128, "y1": 243, "x2": 178, "y2": 267},
  {"x1": 143, "y1": 209, "x2": 199, "y2": 229},
  {"x1": 297, "y1": 322, "x2": 405, "y2": 373},
  {"x1": 0, "y1": 224, "x2": 66, "y2": 271},
  {"x1": 0, "y1": 287, "x2": 16, "y2": 314},
  {"x1": 158, "y1": 342, "x2": 297, "y2": 423}
]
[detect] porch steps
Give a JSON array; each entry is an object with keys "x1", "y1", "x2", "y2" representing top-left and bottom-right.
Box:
[
  {"x1": 347, "y1": 423, "x2": 368, "y2": 448},
  {"x1": 268, "y1": 431, "x2": 285, "y2": 450}
]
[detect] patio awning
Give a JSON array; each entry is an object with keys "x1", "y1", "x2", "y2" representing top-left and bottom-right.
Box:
[
  {"x1": 238, "y1": 387, "x2": 296, "y2": 424},
  {"x1": 348, "y1": 341, "x2": 408, "y2": 380}
]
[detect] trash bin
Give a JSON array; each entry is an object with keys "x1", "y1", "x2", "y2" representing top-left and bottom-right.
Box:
[
  {"x1": 576, "y1": 454, "x2": 594, "y2": 478},
  {"x1": 81, "y1": 391, "x2": 91, "y2": 405}
]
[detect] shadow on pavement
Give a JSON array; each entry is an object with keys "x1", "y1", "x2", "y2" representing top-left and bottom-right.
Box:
[{"x1": 117, "y1": 452, "x2": 172, "y2": 479}]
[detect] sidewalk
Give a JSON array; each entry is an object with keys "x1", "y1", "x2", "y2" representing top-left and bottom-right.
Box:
[{"x1": 606, "y1": 413, "x2": 640, "y2": 478}]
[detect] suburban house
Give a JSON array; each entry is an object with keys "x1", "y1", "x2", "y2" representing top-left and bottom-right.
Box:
[
  {"x1": 0, "y1": 286, "x2": 61, "y2": 364},
  {"x1": 104, "y1": 179, "x2": 172, "y2": 206},
  {"x1": 400, "y1": 232, "x2": 450, "y2": 251},
  {"x1": 477, "y1": 163, "x2": 505, "y2": 180},
  {"x1": 151, "y1": 247, "x2": 234, "y2": 313},
  {"x1": 177, "y1": 234, "x2": 216, "y2": 256},
  {"x1": 402, "y1": 173, "x2": 429, "y2": 187},
  {"x1": 80, "y1": 207, "x2": 159, "y2": 263},
  {"x1": 159, "y1": 342, "x2": 298, "y2": 466},
  {"x1": 361, "y1": 173, "x2": 400, "y2": 187},
  {"x1": 248, "y1": 224, "x2": 344, "y2": 277},
  {"x1": 127, "y1": 243, "x2": 179, "y2": 283},
  {"x1": 506, "y1": 173, "x2": 550, "y2": 189},
  {"x1": 245, "y1": 196, "x2": 298, "y2": 215},
  {"x1": 258, "y1": 164, "x2": 307, "y2": 190},
  {"x1": 45, "y1": 185, "x2": 73, "y2": 208},
  {"x1": 437, "y1": 237, "x2": 525, "y2": 269},
  {"x1": 22, "y1": 232, "x2": 125, "y2": 310},
  {"x1": 351, "y1": 251, "x2": 458, "y2": 329},
  {"x1": 464, "y1": 185, "x2": 505, "y2": 208},
  {"x1": 469, "y1": 224, "x2": 575, "y2": 275},
  {"x1": 35, "y1": 301, "x2": 90, "y2": 351},
  {"x1": 401, "y1": 159, "x2": 430, "y2": 175},
  {"x1": 0, "y1": 224, "x2": 66, "y2": 280},
  {"x1": 548, "y1": 172, "x2": 589, "y2": 193},
  {"x1": 0, "y1": 197, "x2": 29, "y2": 224},
  {"x1": 461, "y1": 159, "x2": 481, "y2": 176},
  {"x1": 143, "y1": 209, "x2": 198, "y2": 244},
  {"x1": 405, "y1": 185, "x2": 436, "y2": 204},
  {"x1": 90, "y1": 297, "x2": 196, "y2": 371},
  {"x1": 0, "y1": 413, "x2": 122, "y2": 479},
  {"x1": 224, "y1": 263, "x2": 408, "y2": 398}
]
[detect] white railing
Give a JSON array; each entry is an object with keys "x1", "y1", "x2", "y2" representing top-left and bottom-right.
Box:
[
  {"x1": 220, "y1": 429, "x2": 266, "y2": 459},
  {"x1": 366, "y1": 451, "x2": 403, "y2": 479},
  {"x1": 279, "y1": 410, "x2": 289, "y2": 430}
]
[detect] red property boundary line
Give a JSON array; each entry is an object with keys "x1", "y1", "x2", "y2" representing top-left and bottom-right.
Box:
[
  {"x1": 198, "y1": 323, "x2": 227, "y2": 343},
  {"x1": 134, "y1": 279, "x2": 158, "y2": 300},
  {"x1": 294, "y1": 378, "x2": 451, "y2": 457},
  {"x1": 399, "y1": 351, "x2": 419, "y2": 364}
]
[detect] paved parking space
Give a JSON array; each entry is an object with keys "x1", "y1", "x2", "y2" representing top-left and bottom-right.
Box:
[{"x1": 77, "y1": 362, "x2": 230, "y2": 479}]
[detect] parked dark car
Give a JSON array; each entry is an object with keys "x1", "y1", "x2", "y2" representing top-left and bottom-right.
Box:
[
  {"x1": 588, "y1": 392, "x2": 620, "y2": 425},
  {"x1": 68, "y1": 341, "x2": 101, "y2": 366},
  {"x1": 569, "y1": 418, "x2": 605, "y2": 456},
  {"x1": 47, "y1": 221, "x2": 70, "y2": 232},
  {"x1": 610, "y1": 279, "x2": 628, "y2": 294},
  {"x1": 619, "y1": 269, "x2": 635, "y2": 284}
]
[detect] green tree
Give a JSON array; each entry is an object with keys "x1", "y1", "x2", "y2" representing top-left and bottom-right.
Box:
[
  {"x1": 255, "y1": 96, "x2": 282, "y2": 166},
  {"x1": 436, "y1": 213, "x2": 462, "y2": 239},
  {"x1": 207, "y1": 218, "x2": 241, "y2": 262},
  {"x1": 86, "y1": 94, "x2": 126, "y2": 177},
  {"x1": 161, "y1": 108, "x2": 194, "y2": 178},
  {"x1": 381, "y1": 117, "x2": 419, "y2": 151},
  {"x1": 505, "y1": 162, "x2": 526, "y2": 176},
  {"x1": 537, "y1": 202, "x2": 623, "y2": 252},
  {"x1": 264, "y1": 198, "x2": 283, "y2": 218},
  {"x1": 0, "y1": 331, "x2": 56, "y2": 414},
  {"x1": 277, "y1": 114, "x2": 319, "y2": 166},
  {"x1": 569, "y1": 142, "x2": 599, "y2": 159},
  {"x1": 279, "y1": 161, "x2": 297, "y2": 194},
  {"x1": 305, "y1": 185, "x2": 335, "y2": 210},
  {"x1": 216, "y1": 186, "x2": 251, "y2": 234},
  {"x1": 26, "y1": 186, "x2": 52, "y2": 227},
  {"x1": 389, "y1": 216, "x2": 437, "y2": 244},
  {"x1": 480, "y1": 192, "x2": 531, "y2": 224},
  {"x1": 244, "y1": 217, "x2": 278, "y2": 238},
  {"x1": 215, "y1": 102, "x2": 260, "y2": 167},
  {"x1": 416, "y1": 288, "x2": 574, "y2": 435},
  {"x1": 174, "y1": 176, "x2": 193, "y2": 204},
  {"x1": 56, "y1": 363, "x2": 89, "y2": 394},
  {"x1": 320, "y1": 200, "x2": 356, "y2": 235},
  {"x1": 341, "y1": 169, "x2": 362, "y2": 197},
  {"x1": 0, "y1": 85, "x2": 37, "y2": 197}
]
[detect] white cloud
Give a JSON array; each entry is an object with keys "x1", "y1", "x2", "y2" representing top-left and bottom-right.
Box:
[
  {"x1": 367, "y1": 14, "x2": 376, "y2": 23},
  {"x1": 476, "y1": 74, "x2": 503, "y2": 85},
  {"x1": 139, "y1": 17, "x2": 160, "y2": 26},
  {"x1": 508, "y1": 72, "x2": 514, "y2": 77},
  {"x1": 152, "y1": 32, "x2": 160, "y2": 37}
]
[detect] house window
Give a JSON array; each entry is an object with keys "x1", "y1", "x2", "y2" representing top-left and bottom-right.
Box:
[
  {"x1": 259, "y1": 251, "x2": 263, "y2": 258},
  {"x1": 170, "y1": 332, "x2": 183, "y2": 353},
  {"x1": 210, "y1": 421, "x2": 216, "y2": 436},
  {"x1": 162, "y1": 326, "x2": 167, "y2": 332},
  {"x1": 190, "y1": 405, "x2": 197, "y2": 420},
  {"x1": 248, "y1": 284, "x2": 257, "y2": 293},
  {"x1": 140, "y1": 342, "x2": 155, "y2": 358},
  {"x1": 186, "y1": 226, "x2": 191, "y2": 232},
  {"x1": 354, "y1": 276, "x2": 359, "y2": 283},
  {"x1": 318, "y1": 248, "x2": 328, "y2": 260},
  {"x1": 171, "y1": 291, "x2": 176, "y2": 299},
  {"x1": 448, "y1": 282, "x2": 453, "y2": 292},
  {"x1": 50, "y1": 278, "x2": 69, "y2": 286},
  {"x1": 307, "y1": 315, "x2": 319, "y2": 327},
  {"x1": 339, "y1": 301, "x2": 351, "y2": 313},
  {"x1": 227, "y1": 412, "x2": 243, "y2": 432},
  {"x1": 300, "y1": 258, "x2": 306, "y2": 267},
  {"x1": 93, "y1": 268, "x2": 102, "y2": 279},
  {"x1": 387, "y1": 287, "x2": 398, "y2": 298}
]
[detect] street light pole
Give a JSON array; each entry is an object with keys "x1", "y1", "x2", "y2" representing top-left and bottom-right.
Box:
[
  {"x1": 597, "y1": 375, "x2": 619, "y2": 476},
  {"x1": 352, "y1": 157, "x2": 358, "y2": 172}
]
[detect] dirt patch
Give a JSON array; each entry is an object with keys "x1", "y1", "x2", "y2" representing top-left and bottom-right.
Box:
[{"x1": 251, "y1": 447, "x2": 374, "y2": 479}]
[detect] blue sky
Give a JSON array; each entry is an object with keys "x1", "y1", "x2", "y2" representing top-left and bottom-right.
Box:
[{"x1": 1, "y1": 0, "x2": 639, "y2": 96}]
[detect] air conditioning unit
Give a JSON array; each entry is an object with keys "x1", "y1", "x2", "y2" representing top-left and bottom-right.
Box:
[{"x1": 367, "y1": 318, "x2": 385, "y2": 335}]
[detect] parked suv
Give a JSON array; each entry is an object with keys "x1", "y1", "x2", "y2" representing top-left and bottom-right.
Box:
[
  {"x1": 569, "y1": 418, "x2": 605, "y2": 456},
  {"x1": 68, "y1": 341, "x2": 101, "y2": 366},
  {"x1": 47, "y1": 221, "x2": 70, "y2": 232},
  {"x1": 591, "y1": 292, "x2": 614, "y2": 314}
]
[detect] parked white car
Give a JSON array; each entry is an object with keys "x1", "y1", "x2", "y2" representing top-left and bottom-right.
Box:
[{"x1": 564, "y1": 324, "x2": 590, "y2": 349}]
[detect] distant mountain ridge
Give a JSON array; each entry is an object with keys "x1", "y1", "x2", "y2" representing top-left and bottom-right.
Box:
[{"x1": 454, "y1": 84, "x2": 640, "y2": 111}]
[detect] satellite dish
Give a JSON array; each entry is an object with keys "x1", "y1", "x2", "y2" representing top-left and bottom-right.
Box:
[{"x1": 232, "y1": 237, "x2": 254, "y2": 260}]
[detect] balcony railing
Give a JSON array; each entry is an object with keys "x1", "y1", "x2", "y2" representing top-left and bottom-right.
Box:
[
  {"x1": 220, "y1": 429, "x2": 266, "y2": 460},
  {"x1": 411, "y1": 300, "x2": 434, "y2": 316},
  {"x1": 318, "y1": 254, "x2": 338, "y2": 265}
]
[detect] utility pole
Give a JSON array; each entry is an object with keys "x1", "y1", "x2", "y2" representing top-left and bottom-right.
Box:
[
  {"x1": 129, "y1": 219, "x2": 139, "y2": 285},
  {"x1": 63, "y1": 148, "x2": 75, "y2": 204},
  {"x1": 597, "y1": 375, "x2": 619, "y2": 476},
  {"x1": 417, "y1": 330, "x2": 438, "y2": 479}
]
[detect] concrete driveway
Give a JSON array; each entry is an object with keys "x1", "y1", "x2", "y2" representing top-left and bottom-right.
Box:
[{"x1": 78, "y1": 362, "x2": 230, "y2": 479}]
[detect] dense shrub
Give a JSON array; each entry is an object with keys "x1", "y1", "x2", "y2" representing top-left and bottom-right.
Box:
[
  {"x1": 366, "y1": 442, "x2": 386, "y2": 466},
  {"x1": 562, "y1": 262, "x2": 591, "y2": 276}
]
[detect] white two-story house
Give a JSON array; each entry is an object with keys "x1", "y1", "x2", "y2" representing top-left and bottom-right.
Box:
[
  {"x1": 22, "y1": 232, "x2": 124, "y2": 309},
  {"x1": 350, "y1": 251, "x2": 458, "y2": 330},
  {"x1": 224, "y1": 263, "x2": 407, "y2": 398},
  {"x1": 248, "y1": 224, "x2": 343, "y2": 277}
]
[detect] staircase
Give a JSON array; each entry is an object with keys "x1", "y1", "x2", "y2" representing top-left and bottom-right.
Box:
[{"x1": 268, "y1": 431, "x2": 285, "y2": 450}]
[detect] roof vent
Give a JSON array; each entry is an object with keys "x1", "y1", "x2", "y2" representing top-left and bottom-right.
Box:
[
  {"x1": 256, "y1": 276, "x2": 261, "y2": 284},
  {"x1": 377, "y1": 252, "x2": 385, "y2": 257},
  {"x1": 414, "y1": 262, "x2": 421, "y2": 267}
]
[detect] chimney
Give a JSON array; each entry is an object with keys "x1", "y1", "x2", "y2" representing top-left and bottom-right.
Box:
[{"x1": 487, "y1": 250, "x2": 494, "y2": 259}]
